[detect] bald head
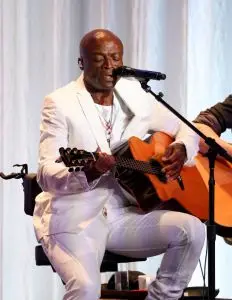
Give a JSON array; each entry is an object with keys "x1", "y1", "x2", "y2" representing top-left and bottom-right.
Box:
[
  {"x1": 78, "y1": 29, "x2": 123, "y2": 92},
  {"x1": 79, "y1": 29, "x2": 123, "y2": 57}
]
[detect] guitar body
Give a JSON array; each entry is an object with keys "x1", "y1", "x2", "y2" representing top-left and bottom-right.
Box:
[
  {"x1": 127, "y1": 132, "x2": 209, "y2": 220},
  {"x1": 195, "y1": 154, "x2": 232, "y2": 236}
]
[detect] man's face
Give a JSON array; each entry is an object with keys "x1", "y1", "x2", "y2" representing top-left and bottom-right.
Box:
[{"x1": 82, "y1": 37, "x2": 123, "y2": 91}]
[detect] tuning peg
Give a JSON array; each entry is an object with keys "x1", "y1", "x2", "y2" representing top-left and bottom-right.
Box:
[
  {"x1": 59, "y1": 147, "x2": 65, "y2": 154},
  {"x1": 71, "y1": 148, "x2": 78, "y2": 155}
]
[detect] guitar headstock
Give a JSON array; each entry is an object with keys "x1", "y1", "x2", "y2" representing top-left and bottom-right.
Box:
[{"x1": 59, "y1": 147, "x2": 96, "y2": 172}]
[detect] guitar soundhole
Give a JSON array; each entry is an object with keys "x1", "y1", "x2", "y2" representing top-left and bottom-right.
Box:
[{"x1": 150, "y1": 159, "x2": 167, "y2": 183}]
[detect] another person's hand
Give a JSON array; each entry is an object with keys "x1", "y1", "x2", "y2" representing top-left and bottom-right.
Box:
[
  {"x1": 194, "y1": 123, "x2": 232, "y2": 156},
  {"x1": 161, "y1": 143, "x2": 187, "y2": 181}
]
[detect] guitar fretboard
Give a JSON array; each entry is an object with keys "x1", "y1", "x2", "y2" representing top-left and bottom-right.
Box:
[{"x1": 116, "y1": 157, "x2": 160, "y2": 175}]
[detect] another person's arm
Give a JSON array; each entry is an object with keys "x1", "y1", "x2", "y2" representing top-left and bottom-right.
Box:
[
  {"x1": 193, "y1": 123, "x2": 232, "y2": 156},
  {"x1": 193, "y1": 95, "x2": 232, "y2": 155}
]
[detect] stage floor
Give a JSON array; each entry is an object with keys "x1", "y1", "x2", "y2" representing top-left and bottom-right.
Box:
[{"x1": 101, "y1": 288, "x2": 231, "y2": 300}]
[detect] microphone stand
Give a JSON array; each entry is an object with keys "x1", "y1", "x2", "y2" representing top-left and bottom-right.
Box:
[{"x1": 139, "y1": 79, "x2": 232, "y2": 300}]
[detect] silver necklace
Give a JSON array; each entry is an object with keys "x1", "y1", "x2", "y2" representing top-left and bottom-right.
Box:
[{"x1": 95, "y1": 103, "x2": 114, "y2": 146}]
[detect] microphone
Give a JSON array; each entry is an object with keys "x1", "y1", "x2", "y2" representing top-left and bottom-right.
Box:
[{"x1": 113, "y1": 66, "x2": 166, "y2": 81}]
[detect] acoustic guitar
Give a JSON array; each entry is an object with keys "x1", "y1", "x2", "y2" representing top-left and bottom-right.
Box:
[{"x1": 59, "y1": 132, "x2": 232, "y2": 236}]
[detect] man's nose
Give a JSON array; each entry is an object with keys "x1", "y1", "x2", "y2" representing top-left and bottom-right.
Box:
[{"x1": 104, "y1": 58, "x2": 113, "y2": 68}]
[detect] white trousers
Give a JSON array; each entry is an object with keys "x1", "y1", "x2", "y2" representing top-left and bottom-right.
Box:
[{"x1": 41, "y1": 206, "x2": 205, "y2": 300}]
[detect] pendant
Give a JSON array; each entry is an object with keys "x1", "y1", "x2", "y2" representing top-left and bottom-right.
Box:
[{"x1": 106, "y1": 121, "x2": 112, "y2": 131}]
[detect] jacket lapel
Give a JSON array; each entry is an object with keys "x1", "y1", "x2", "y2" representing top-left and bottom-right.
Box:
[
  {"x1": 74, "y1": 75, "x2": 111, "y2": 154},
  {"x1": 114, "y1": 78, "x2": 151, "y2": 140}
]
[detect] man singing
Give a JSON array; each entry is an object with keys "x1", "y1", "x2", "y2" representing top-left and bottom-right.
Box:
[{"x1": 33, "y1": 29, "x2": 205, "y2": 300}]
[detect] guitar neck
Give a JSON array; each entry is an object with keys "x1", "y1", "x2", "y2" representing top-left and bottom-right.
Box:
[{"x1": 93, "y1": 151, "x2": 160, "y2": 176}]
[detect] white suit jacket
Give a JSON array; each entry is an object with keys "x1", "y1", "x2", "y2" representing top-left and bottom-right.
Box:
[{"x1": 33, "y1": 74, "x2": 199, "y2": 240}]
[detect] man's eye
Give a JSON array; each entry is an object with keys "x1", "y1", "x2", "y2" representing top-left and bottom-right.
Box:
[
  {"x1": 94, "y1": 57, "x2": 104, "y2": 62},
  {"x1": 112, "y1": 56, "x2": 120, "y2": 61}
]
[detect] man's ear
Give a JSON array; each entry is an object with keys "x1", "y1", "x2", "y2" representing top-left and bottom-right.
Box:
[{"x1": 78, "y1": 57, "x2": 84, "y2": 70}]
